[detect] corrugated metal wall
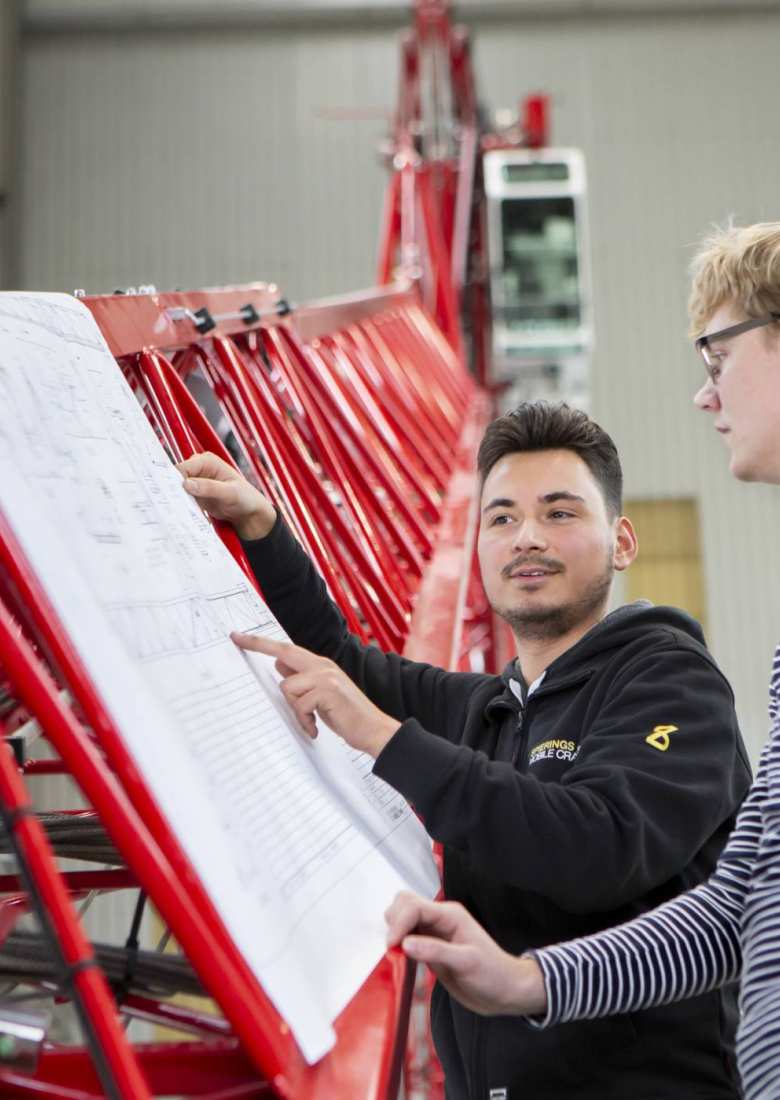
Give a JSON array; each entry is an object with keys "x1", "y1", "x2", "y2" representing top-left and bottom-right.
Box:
[
  {"x1": 18, "y1": 25, "x2": 396, "y2": 298},
  {"x1": 17, "y1": 6, "x2": 780, "y2": 762}
]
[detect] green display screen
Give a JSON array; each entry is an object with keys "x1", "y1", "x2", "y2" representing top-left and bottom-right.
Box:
[
  {"x1": 498, "y1": 196, "x2": 581, "y2": 330},
  {"x1": 502, "y1": 162, "x2": 570, "y2": 184}
]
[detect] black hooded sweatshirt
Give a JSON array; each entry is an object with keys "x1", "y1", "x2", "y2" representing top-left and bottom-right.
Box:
[{"x1": 243, "y1": 519, "x2": 752, "y2": 1100}]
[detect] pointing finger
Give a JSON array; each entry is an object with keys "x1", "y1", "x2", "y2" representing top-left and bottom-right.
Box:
[
  {"x1": 231, "y1": 632, "x2": 289, "y2": 657},
  {"x1": 230, "y1": 632, "x2": 317, "y2": 673}
]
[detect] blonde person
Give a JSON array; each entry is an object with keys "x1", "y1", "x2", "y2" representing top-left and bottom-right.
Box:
[{"x1": 386, "y1": 222, "x2": 780, "y2": 1100}]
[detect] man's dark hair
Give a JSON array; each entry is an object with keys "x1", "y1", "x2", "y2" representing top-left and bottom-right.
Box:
[{"x1": 477, "y1": 401, "x2": 623, "y2": 518}]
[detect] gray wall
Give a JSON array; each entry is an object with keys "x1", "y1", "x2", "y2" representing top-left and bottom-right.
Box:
[
  {"x1": 0, "y1": 2, "x2": 20, "y2": 288},
  {"x1": 16, "y1": 4, "x2": 780, "y2": 760},
  {"x1": 18, "y1": 22, "x2": 396, "y2": 298}
]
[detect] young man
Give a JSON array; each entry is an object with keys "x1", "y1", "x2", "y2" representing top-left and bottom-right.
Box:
[
  {"x1": 386, "y1": 222, "x2": 780, "y2": 1098},
  {"x1": 180, "y1": 402, "x2": 750, "y2": 1099}
]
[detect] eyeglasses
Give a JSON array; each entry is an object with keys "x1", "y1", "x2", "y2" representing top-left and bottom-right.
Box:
[{"x1": 695, "y1": 312, "x2": 780, "y2": 381}]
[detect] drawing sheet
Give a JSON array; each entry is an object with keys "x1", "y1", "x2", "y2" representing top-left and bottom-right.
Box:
[{"x1": 0, "y1": 293, "x2": 439, "y2": 1063}]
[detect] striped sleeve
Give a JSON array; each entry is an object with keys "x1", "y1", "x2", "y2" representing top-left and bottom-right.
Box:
[
  {"x1": 527, "y1": 737, "x2": 768, "y2": 1027},
  {"x1": 730, "y1": 645, "x2": 780, "y2": 1099}
]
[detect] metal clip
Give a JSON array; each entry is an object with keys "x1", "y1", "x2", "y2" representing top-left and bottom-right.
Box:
[
  {"x1": 165, "y1": 306, "x2": 216, "y2": 334},
  {"x1": 166, "y1": 299, "x2": 293, "y2": 334},
  {"x1": 209, "y1": 300, "x2": 295, "y2": 327},
  {"x1": 191, "y1": 307, "x2": 216, "y2": 334}
]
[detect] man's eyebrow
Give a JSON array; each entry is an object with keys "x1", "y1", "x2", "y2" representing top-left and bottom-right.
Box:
[
  {"x1": 540, "y1": 491, "x2": 586, "y2": 505},
  {"x1": 482, "y1": 492, "x2": 586, "y2": 514},
  {"x1": 482, "y1": 497, "x2": 515, "y2": 514}
]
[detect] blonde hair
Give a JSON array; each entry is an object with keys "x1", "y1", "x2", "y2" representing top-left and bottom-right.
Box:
[{"x1": 688, "y1": 221, "x2": 780, "y2": 337}]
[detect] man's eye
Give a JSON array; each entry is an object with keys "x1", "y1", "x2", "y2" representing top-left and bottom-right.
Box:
[
  {"x1": 549, "y1": 510, "x2": 574, "y2": 520},
  {"x1": 490, "y1": 514, "x2": 512, "y2": 526}
]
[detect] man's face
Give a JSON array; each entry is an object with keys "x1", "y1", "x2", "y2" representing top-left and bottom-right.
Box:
[
  {"x1": 477, "y1": 448, "x2": 636, "y2": 643},
  {"x1": 694, "y1": 301, "x2": 780, "y2": 484}
]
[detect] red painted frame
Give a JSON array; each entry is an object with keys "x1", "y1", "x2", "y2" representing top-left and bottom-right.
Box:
[{"x1": 0, "y1": 275, "x2": 493, "y2": 1098}]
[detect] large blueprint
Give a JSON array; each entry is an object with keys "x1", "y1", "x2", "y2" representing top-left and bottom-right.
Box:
[{"x1": 0, "y1": 293, "x2": 439, "y2": 1062}]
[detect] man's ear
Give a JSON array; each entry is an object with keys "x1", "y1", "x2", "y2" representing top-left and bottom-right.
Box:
[{"x1": 613, "y1": 516, "x2": 638, "y2": 572}]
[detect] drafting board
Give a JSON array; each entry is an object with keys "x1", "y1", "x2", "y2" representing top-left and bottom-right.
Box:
[{"x1": 0, "y1": 292, "x2": 439, "y2": 1093}]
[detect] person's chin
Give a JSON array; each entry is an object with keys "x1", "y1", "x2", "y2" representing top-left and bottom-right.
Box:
[
  {"x1": 729, "y1": 449, "x2": 759, "y2": 482},
  {"x1": 507, "y1": 596, "x2": 558, "y2": 620}
]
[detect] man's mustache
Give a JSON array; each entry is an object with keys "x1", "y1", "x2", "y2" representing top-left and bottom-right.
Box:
[{"x1": 501, "y1": 556, "x2": 565, "y2": 580}]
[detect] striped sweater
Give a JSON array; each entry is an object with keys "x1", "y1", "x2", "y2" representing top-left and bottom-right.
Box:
[{"x1": 532, "y1": 643, "x2": 780, "y2": 1098}]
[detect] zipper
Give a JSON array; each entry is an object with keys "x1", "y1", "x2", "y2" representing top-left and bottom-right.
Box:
[
  {"x1": 496, "y1": 667, "x2": 594, "y2": 767},
  {"x1": 484, "y1": 667, "x2": 594, "y2": 723},
  {"x1": 511, "y1": 699, "x2": 532, "y2": 766}
]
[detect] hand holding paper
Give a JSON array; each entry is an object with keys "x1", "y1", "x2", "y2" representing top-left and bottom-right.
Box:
[
  {"x1": 232, "y1": 632, "x2": 401, "y2": 758},
  {"x1": 179, "y1": 451, "x2": 277, "y2": 542},
  {"x1": 385, "y1": 891, "x2": 548, "y2": 1018}
]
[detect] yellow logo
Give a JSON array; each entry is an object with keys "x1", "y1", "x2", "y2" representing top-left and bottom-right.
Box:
[{"x1": 645, "y1": 725, "x2": 678, "y2": 752}]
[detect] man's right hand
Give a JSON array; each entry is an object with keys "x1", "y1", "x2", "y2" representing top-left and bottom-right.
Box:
[
  {"x1": 177, "y1": 452, "x2": 276, "y2": 541},
  {"x1": 385, "y1": 892, "x2": 548, "y2": 1018}
]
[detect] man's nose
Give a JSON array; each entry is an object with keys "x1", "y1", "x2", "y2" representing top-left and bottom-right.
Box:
[
  {"x1": 510, "y1": 519, "x2": 548, "y2": 552},
  {"x1": 693, "y1": 378, "x2": 719, "y2": 410}
]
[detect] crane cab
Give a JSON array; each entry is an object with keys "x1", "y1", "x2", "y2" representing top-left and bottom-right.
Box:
[{"x1": 483, "y1": 147, "x2": 591, "y2": 408}]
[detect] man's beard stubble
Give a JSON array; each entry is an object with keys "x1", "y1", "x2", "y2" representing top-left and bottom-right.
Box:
[{"x1": 494, "y1": 552, "x2": 614, "y2": 643}]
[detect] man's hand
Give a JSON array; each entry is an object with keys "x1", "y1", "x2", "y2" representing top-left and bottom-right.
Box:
[
  {"x1": 232, "y1": 633, "x2": 400, "y2": 758},
  {"x1": 385, "y1": 892, "x2": 548, "y2": 1018},
  {"x1": 177, "y1": 452, "x2": 276, "y2": 541}
]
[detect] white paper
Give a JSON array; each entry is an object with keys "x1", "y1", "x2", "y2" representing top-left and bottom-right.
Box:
[{"x1": 0, "y1": 293, "x2": 439, "y2": 1063}]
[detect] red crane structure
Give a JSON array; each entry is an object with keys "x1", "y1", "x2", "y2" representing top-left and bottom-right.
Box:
[{"x1": 0, "y1": 2, "x2": 546, "y2": 1096}]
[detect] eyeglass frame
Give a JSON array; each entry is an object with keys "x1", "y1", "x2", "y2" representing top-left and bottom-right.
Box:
[{"x1": 695, "y1": 312, "x2": 780, "y2": 381}]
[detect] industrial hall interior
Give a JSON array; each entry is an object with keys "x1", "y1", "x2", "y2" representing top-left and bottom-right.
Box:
[{"x1": 0, "y1": 0, "x2": 779, "y2": 1098}]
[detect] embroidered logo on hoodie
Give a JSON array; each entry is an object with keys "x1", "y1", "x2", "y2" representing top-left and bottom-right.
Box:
[
  {"x1": 528, "y1": 738, "x2": 580, "y2": 766},
  {"x1": 645, "y1": 724, "x2": 678, "y2": 752}
]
